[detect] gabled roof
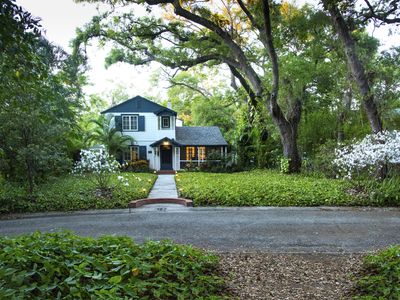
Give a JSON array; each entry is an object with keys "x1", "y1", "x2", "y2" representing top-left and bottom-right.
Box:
[
  {"x1": 176, "y1": 126, "x2": 228, "y2": 146},
  {"x1": 101, "y1": 95, "x2": 177, "y2": 115},
  {"x1": 150, "y1": 137, "x2": 181, "y2": 147}
]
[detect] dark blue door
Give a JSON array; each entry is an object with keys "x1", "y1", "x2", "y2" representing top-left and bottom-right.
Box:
[{"x1": 160, "y1": 145, "x2": 172, "y2": 170}]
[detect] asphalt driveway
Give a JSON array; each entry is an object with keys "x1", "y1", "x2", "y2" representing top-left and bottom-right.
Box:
[{"x1": 0, "y1": 206, "x2": 399, "y2": 253}]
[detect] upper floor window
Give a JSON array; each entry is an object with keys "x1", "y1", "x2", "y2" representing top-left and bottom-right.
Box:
[
  {"x1": 122, "y1": 115, "x2": 138, "y2": 131},
  {"x1": 161, "y1": 116, "x2": 170, "y2": 129}
]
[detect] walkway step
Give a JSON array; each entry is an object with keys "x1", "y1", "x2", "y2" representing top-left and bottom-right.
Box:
[{"x1": 157, "y1": 170, "x2": 176, "y2": 175}]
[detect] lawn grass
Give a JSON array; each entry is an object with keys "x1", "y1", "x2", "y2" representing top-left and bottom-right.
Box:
[
  {"x1": 0, "y1": 173, "x2": 156, "y2": 214},
  {"x1": 0, "y1": 231, "x2": 227, "y2": 299},
  {"x1": 176, "y1": 170, "x2": 362, "y2": 206},
  {"x1": 352, "y1": 245, "x2": 400, "y2": 299}
]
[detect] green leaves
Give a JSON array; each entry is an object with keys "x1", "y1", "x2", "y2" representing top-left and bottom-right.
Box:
[
  {"x1": 0, "y1": 173, "x2": 156, "y2": 214},
  {"x1": 353, "y1": 245, "x2": 400, "y2": 299},
  {"x1": 0, "y1": 232, "x2": 227, "y2": 299},
  {"x1": 176, "y1": 170, "x2": 357, "y2": 207}
]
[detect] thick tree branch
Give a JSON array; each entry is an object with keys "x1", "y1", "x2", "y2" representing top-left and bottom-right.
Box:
[
  {"x1": 158, "y1": 0, "x2": 264, "y2": 96},
  {"x1": 167, "y1": 80, "x2": 211, "y2": 99},
  {"x1": 261, "y1": 0, "x2": 285, "y2": 122},
  {"x1": 228, "y1": 65, "x2": 257, "y2": 109},
  {"x1": 236, "y1": 0, "x2": 259, "y2": 30},
  {"x1": 362, "y1": 0, "x2": 400, "y2": 24}
]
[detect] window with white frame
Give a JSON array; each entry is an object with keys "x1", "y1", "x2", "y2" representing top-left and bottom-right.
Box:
[
  {"x1": 131, "y1": 146, "x2": 139, "y2": 161},
  {"x1": 186, "y1": 147, "x2": 195, "y2": 160},
  {"x1": 198, "y1": 147, "x2": 206, "y2": 160},
  {"x1": 123, "y1": 149, "x2": 131, "y2": 162},
  {"x1": 161, "y1": 116, "x2": 170, "y2": 129},
  {"x1": 122, "y1": 115, "x2": 138, "y2": 131}
]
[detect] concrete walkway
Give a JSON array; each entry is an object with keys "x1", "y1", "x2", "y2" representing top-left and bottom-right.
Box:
[{"x1": 148, "y1": 175, "x2": 178, "y2": 198}]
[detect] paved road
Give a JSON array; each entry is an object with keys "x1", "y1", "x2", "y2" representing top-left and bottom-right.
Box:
[{"x1": 1, "y1": 206, "x2": 399, "y2": 253}]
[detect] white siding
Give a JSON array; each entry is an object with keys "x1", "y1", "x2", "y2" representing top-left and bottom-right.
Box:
[{"x1": 105, "y1": 112, "x2": 176, "y2": 170}]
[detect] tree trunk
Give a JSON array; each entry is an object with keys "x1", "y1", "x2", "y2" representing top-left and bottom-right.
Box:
[
  {"x1": 324, "y1": 1, "x2": 383, "y2": 133},
  {"x1": 338, "y1": 79, "x2": 352, "y2": 142},
  {"x1": 279, "y1": 122, "x2": 301, "y2": 173}
]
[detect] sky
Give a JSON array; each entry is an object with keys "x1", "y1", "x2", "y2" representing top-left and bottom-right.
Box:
[
  {"x1": 16, "y1": 0, "x2": 400, "y2": 105},
  {"x1": 17, "y1": 0, "x2": 161, "y2": 100}
]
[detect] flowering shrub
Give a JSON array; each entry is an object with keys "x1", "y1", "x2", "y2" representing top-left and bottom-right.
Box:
[
  {"x1": 120, "y1": 160, "x2": 150, "y2": 172},
  {"x1": 73, "y1": 149, "x2": 120, "y2": 190},
  {"x1": 333, "y1": 130, "x2": 400, "y2": 179}
]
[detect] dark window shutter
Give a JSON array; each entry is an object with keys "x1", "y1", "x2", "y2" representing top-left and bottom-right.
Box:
[
  {"x1": 138, "y1": 116, "x2": 145, "y2": 131},
  {"x1": 139, "y1": 146, "x2": 147, "y2": 160},
  {"x1": 115, "y1": 116, "x2": 122, "y2": 131}
]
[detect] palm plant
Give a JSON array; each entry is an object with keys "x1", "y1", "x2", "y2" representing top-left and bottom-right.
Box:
[{"x1": 88, "y1": 115, "x2": 134, "y2": 158}]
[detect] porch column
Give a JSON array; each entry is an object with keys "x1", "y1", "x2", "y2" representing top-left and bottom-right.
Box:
[
  {"x1": 197, "y1": 147, "x2": 200, "y2": 166},
  {"x1": 176, "y1": 147, "x2": 180, "y2": 170}
]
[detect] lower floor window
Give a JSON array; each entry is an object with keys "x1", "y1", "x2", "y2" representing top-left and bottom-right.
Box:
[
  {"x1": 131, "y1": 146, "x2": 139, "y2": 161},
  {"x1": 198, "y1": 147, "x2": 206, "y2": 160},
  {"x1": 123, "y1": 146, "x2": 139, "y2": 162},
  {"x1": 186, "y1": 147, "x2": 195, "y2": 160}
]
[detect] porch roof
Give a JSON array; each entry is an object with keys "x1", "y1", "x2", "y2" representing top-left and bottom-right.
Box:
[{"x1": 150, "y1": 137, "x2": 181, "y2": 147}]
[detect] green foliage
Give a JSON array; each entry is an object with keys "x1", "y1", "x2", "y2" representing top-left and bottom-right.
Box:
[
  {"x1": 120, "y1": 160, "x2": 151, "y2": 173},
  {"x1": 88, "y1": 115, "x2": 133, "y2": 157},
  {"x1": 177, "y1": 170, "x2": 361, "y2": 206},
  {"x1": 279, "y1": 157, "x2": 290, "y2": 174},
  {"x1": 311, "y1": 139, "x2": 341, "y2": 178},
  {"x1": 353, "y1": 245, "x2": 400, "y2": 300},
  {"x1": 0, "y1": 1, "x2": 84, "y2": 195},
  {"x1": 0, "y1": 173, "x2": 156, "y2": 214},
  {"x1": 0, "y1": 231, "x2": 227, "y2": 299},
  {"x1": 366, "y1": 177, "x2": 400, "y2": 207}
]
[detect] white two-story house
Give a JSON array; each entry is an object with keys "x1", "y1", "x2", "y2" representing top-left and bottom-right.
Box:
[{"x1": 102, "y1": 95, "x2": 228, "y2": 171}]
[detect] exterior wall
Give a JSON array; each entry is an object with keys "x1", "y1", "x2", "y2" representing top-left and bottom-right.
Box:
[{"x1": 106, "y1": 112, "x2": 176, "y2": 170}]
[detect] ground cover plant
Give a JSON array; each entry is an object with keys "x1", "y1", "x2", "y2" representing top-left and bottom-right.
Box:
[
  {"x1": 0, "y1": 231, "x2": 226, "y2": 299},
  {"x1": 176, "y1": 170, "x2": 366, "y2": 206},
  {"x1": 352, "y1": 245, "x2": 400, "y2": 299},
  {"x1": 0, "y1": 173, "x2": 156, "y2": 214}
]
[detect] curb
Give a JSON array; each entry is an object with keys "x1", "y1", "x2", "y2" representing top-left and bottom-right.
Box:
[{"x1": 128, "y1": 198, "x2": 193, "y2": 212}]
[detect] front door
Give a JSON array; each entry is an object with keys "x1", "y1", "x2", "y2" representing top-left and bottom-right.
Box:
[{"x1": 160, "y1": 145, "x2": 173, "y2": 170}]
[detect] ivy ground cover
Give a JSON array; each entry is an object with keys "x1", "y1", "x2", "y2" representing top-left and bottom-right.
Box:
[
  {"x1": 0, "y1": 173, "x2": 156, "y2": 214},
  {"x1": 176, "y1": 170, "x2": 360, "y2": 206},
  {"x1": 0, "y1": 231, "x2": 226, "y2": 299},
  {"x1": 352, "y1": 245, "x2": 400, "y2": 299}
]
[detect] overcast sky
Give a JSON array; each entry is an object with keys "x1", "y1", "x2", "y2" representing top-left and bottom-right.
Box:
[{"x1": 16, "y1": 0, "x2": 399, "y2": 104}]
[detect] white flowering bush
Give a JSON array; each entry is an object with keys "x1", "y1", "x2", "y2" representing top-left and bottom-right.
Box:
[
  {"x1": 333, "y1": 130, "x2": 400, "y2": 179},
  {"x1": 73, "y1": 149, "x2": 120, "y2": 190}
]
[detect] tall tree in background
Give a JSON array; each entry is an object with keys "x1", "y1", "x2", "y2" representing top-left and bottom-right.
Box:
[{"x1": 322, "y1": 0, "x2": 383, "y2": 133}]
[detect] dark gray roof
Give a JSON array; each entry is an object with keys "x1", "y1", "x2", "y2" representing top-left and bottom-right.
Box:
[
  {"x1": 176, "y1": 126, "x2": 228, "y2": 146},
  {"x1": 101, "y1": 95, "x2": 177, "y2": 115}
]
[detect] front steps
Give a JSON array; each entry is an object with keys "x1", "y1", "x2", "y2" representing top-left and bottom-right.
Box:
[{"x1": 157, "y1": 170, "x2": 176, "y2": 175}]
